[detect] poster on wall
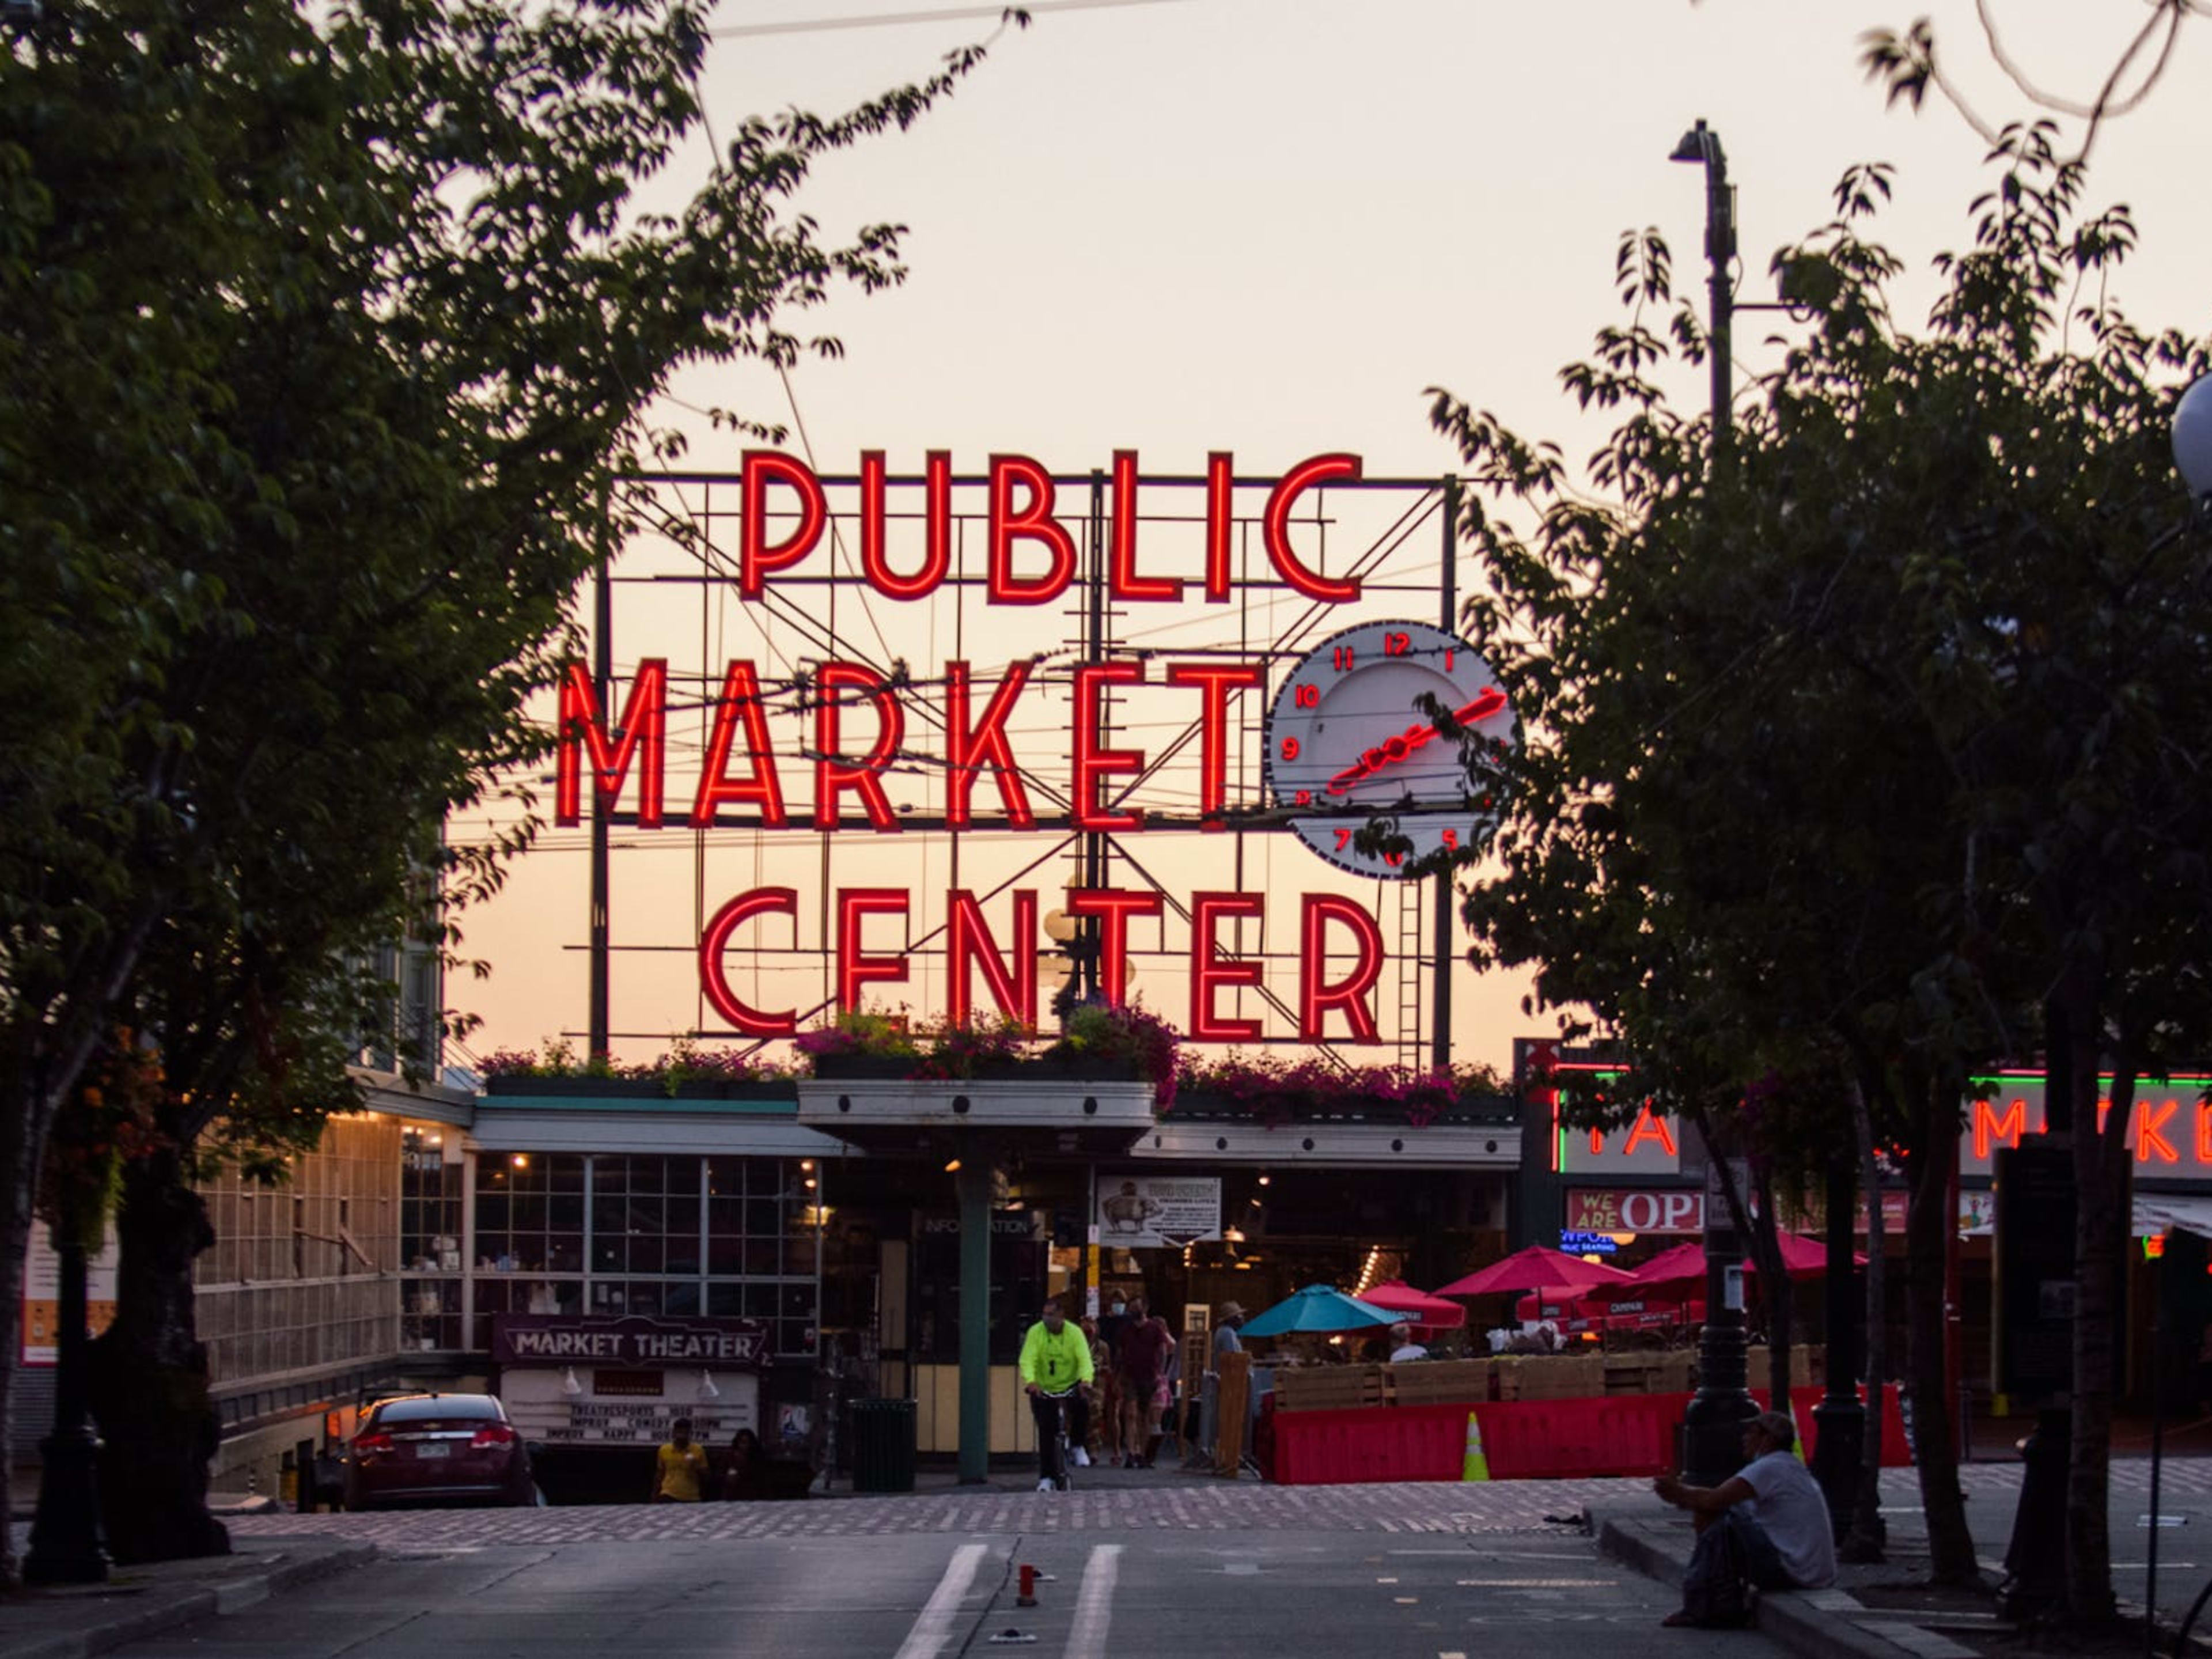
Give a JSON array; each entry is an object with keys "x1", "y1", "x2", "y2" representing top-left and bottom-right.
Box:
[
  {"x1": 20, "y1": 1224, "x2": 120, "y2": 1366},
  {"x1": 1095, "y1": 1177, "x2": 1221, "y2": 1248}
]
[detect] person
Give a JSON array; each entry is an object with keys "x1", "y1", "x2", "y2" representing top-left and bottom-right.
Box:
[
  {"x1": 652, "y1": 1416, "x2": 710, "y2": 1503},
  {"x1": 1652, "y1": 1410, "x2": 1836, "y2": 1627},
  {"x1": 1096, "y1": 1294, "x2": 1131, "y2": 1465},
  {"x1": 1388, "y1": 1323, "x2": 1430, "y2": 1362},
  {"x1": 1080, "y1": 1315, "x2": 1111, "y2": 1463},
  {"x1": 1213, "y1": 1301, "x2": 1245, "y2": 1360},
  {"x1": 1116, "y1": 1296, "x2": 1175, "y2": 1467},
  {"x1": 1152, "y1": 1309, "x2": 1182, "y2": 1460},
  {"x1": 721, "y1": 1426, "x2": 765, "y2": 1501},
  {"x1": 1018, "y1": 1296, "x2": 1094, "y2": 1491}
]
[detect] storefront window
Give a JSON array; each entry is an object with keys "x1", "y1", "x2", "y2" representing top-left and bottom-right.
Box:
[
  {"x1": 449, "y1": 1152, "x2": 820, "y2": 1358},
  {"x1": 400, "y1": 1128, "x2": 461, "y2": 1272}
]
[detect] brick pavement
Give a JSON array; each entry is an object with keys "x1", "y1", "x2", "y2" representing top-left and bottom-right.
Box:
[{"x1": 226, "y1": 1475, "x2": 1639, "y2": 1543}]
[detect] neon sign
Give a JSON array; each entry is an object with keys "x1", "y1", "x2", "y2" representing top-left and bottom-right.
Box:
[{"x1": 568, "y1": 453, "x2": 1489, "y2": 1044}]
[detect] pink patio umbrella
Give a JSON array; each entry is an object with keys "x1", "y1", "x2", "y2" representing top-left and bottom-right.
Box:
[
  {"x1": 1357, "y1": 1281, "x2": 1467, "y2": 1331},
  {"x1": 1603, "y1": 1230, "x2": 1862, "y2": 1297},
  {"x1": 1433, "y1": 1244, "x2": 1636, "y2": 1299}
]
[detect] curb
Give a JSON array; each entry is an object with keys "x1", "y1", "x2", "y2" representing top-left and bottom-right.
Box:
[
  {"x1": 1, "y1": 1538, "x2": 377, "y2": 1659},
  {"x1": 1590, "y1": 1509, "x2": 1964, "y2": 1659}
]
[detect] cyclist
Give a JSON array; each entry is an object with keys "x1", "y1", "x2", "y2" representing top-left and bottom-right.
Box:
[{"x1": 1018, "y1": 1296, "x2": 1094, "y2": 1491}]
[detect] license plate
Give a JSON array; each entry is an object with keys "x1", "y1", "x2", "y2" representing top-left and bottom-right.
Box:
[{"x1": 414, "y1": 1441, "x2": 450, "y2": 1459}]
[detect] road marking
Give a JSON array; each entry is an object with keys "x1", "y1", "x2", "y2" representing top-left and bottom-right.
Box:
[
  {"x1": 1063, "y1": 1543, "x2": 1122, "y2": 1659},
  {"x1": 893, "y1": 1542, "x2": 989, "y2": 1659}
]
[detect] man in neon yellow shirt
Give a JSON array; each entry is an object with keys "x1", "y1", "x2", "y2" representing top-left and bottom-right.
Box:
[{"x1": 1019, "y1": 1297, "x2": 1094, "y2": 1491}]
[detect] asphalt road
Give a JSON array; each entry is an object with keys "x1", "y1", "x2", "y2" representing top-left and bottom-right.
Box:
[{"x1": 101, "y1": 1524, "x2": 1783, "y2": 1659}]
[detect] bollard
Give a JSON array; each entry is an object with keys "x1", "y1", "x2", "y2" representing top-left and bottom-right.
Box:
[{"x1": 1016, "y1": 1563, "x2": 1039, "y2": 1607}]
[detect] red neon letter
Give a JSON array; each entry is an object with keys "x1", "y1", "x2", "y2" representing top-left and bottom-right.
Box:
[
  {"x1": 1299, "y1": 893, "x2": 1382, "y2": 1043},
  {"x1": 698, "y1": 888, "x2": 798, "y2": 1036},
  {"x1": 945, "y1": 661, "x2": 1036, "y2": 830},
  {"x1": 1074, "y1": 662, "x2": 1146, "y2": 832},
  {"x1": 1067, "y1": 888, "x2": 1163, "y2": 1008},
  {"x1": 987, "y1": 454, "x2": 1077, "y2": 604},
  {"x1": 2139, "y1": 1098, "x2": 2180, "y2": 1164},
  {"x1": 1166, "y1": 662, "x2": 1263, "y2": 825},
  {"x1": 691, "y1": 660, "x2": 787, "y2": 827},
  {"x1": 859, "y1": 450, "x2": 952, "y2": 600},
  {"x1": 740, "y1": 451, "x2": 827, "y2": 599},
  {"x1": 1263, "y1": 453, "x2": 1362, "y2": 603},
  {"x1": 555, "y1": 658, "x2": 667, "y2": 828},
  {"x1": 948, "y1": 889, "x2": 1038, "y2": 1028},
  {"x1": 1622, "y1": 1104, "x2": 1677, "y2": 1157},
  {"x1": 1188, "y1": 891, "x2": 1263, "y2": 1042},
  {"x1": 1972, "y1": 1095, "x2": 2028, "y2": 1160},
  {"x1": 2199, "y1": 1101, "x2": 2212, "y2": 1165},
  {"x1": 1109, "y1": 450, "x2": 1181, "y2": 603},
  {"x1": 836, "y1": 888, "x2": 910, "y2": 1010},
  {"x1": 815, "y1": 663, "x2": 904, "y2": 831},
  {"x1": 1204, "y1": 451, "x2": 1235, "y2": 603}
]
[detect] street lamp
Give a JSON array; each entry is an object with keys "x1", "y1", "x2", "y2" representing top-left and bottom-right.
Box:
[
  {"x1": 1668, "y1": 118, "x2": 1759, "y2": 1488},
  {"x1": 2177, "y1": 373, "x2": 2212, "y2": 508},
  {"x1": 1670, "y1": 119, "x2": 1735, "y2": 469}
]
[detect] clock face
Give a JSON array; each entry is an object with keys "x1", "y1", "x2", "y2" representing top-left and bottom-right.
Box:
[{"x1": 1262, "y1": 619, "x2": 1513, "y2": 879}]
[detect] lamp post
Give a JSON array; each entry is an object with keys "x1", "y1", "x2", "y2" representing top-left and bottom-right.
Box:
[
  {"x1": 1668, "y1": 118, "x2": 1758, "y2": 1486},
  {"x1": 24, "y1": 1213, "x2": 108, "y2": 1585}
]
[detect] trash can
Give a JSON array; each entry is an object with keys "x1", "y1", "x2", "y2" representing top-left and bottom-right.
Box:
[{"x1": 849, "y1": 1397, "x2": 917, "y2": 1494}]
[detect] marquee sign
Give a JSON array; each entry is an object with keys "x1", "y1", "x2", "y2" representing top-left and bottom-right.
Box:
[
  {"x1": 567, "y1": 454, "x2": 1506, "y2": 1048},
  {"x1": 492, "y1": 1314, "x2": 769, "y2": 1369}
]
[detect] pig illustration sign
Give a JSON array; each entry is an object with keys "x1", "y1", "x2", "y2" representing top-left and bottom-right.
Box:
[{"x1": 1096, "y1": 1177, "x2": 1220, "y2": 1247}]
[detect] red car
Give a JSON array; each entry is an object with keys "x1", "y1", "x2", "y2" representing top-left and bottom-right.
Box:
[{"x1": 344, "y1": 1393, "x2": 536, "y2": 1510}]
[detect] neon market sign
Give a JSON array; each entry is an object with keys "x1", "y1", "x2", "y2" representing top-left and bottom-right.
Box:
[{"x1": 560, "y1": 452, "x2": 1516, "y2": 1045}]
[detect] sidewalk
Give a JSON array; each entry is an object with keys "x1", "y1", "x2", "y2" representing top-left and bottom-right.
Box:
[
  {"x1": 0, "y1": 1529, "x2": 373, "y2": 1659},
  {"x1": 1591, "y1": 1496, "x2": 1985, "y2": 1659}
]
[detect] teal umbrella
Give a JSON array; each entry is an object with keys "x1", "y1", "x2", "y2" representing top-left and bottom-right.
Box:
[{"x1": 1238, "y1": 1283, "x2": 1402, "y2": 1338}]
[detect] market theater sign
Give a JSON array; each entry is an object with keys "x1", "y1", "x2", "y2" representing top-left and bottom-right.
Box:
[
  {"x1": 493, "y1": 1314, "x2": 768, "y2": 1368},
  {"x1": 553, "y1": 449, "x2": 1513, "y2": 1044}
]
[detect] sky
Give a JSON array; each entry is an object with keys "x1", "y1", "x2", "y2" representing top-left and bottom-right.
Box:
[{"x1": 448, "y1": 0, "x2": 2212, "y2": 1078}]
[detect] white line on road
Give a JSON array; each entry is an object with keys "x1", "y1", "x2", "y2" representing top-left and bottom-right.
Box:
[
  {"x1": 892, "y1": 1541, "x2": 990, "y2": 1659},
  {"x1": 1063, "y1": 1544, "x2": 1122, "y2": 1659}
]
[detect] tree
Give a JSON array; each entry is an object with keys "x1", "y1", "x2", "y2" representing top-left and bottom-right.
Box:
[
  {"x1": 1, "y1": 0, "x2": 1012, "y2": 1574},
  {"x1": 1429, "y1": 133, "x2": 2212, "y2": 1607}
]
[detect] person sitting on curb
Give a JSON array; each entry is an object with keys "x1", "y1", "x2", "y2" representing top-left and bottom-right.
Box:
[{"x1": 1652, "y1": 1409, "x2": 1836, "y2": 1627}]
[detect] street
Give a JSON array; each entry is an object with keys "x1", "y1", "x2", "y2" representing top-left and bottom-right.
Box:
[
  {"x1": 99, "y1": 1532, "x2": 1751, "y2": 1659},
  {"x1": 107, "y1": 1479, "x2": 1780, "y2": 1659}
]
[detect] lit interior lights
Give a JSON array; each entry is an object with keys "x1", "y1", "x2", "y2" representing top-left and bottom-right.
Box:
[{"x1": 511, "y1": 1154, "x2": 529, "y2": 1169}]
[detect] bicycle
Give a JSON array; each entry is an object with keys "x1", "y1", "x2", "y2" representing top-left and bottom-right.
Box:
[{"x1": 1035, "y1": 1387, "x2": 1079, "y2": 1493}]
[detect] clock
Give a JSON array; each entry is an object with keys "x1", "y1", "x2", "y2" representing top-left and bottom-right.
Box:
[{"x1": 1262, "y1": 619, "x2": 1514, "y2": 879}]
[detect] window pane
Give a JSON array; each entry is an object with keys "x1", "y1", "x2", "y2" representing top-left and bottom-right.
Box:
[{"x1": 664, "y1": 1282, "x2": 702, "y2": 1317}]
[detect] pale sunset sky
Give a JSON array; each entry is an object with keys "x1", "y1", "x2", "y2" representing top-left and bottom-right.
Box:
[{"x1": 448, "y1": 1, "x2": 2212, "y2": 1077}]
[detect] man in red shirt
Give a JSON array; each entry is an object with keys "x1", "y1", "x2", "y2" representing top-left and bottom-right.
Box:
[{"x1": 1116, "y1": 1297, "x2": 1176, "y2": 1467}]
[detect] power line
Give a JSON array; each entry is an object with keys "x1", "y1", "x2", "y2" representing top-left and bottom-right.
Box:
[{"x1": 711, "y1": 0, "x2": 1192, "y2": 40}]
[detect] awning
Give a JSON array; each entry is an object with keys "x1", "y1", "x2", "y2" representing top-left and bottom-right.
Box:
[{"x1": 2134, "y1": 1193, "x2": 2212, "y2": 1238}]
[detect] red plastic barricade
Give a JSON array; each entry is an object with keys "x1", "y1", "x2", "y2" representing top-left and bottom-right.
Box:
[{"x1": 1266, "y1": 1385, "x2": 1914, "y2": 1485}]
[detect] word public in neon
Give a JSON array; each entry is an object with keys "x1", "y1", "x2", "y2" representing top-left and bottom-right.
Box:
[{"x1": 736, "y1": 450, "x2": 1364, "y2": 606}]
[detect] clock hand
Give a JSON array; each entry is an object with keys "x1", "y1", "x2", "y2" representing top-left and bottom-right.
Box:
[{"x1": 1324, "y1": 687, "x2": 1507, "y2": 796}]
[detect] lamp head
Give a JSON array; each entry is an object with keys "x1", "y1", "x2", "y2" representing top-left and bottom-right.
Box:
[
  {"x1": 2175, "y1": 373, "x2": 2212, "y2": 506},
  {"x1": 1671, "y1": 119, "x2": 1715, "y2": 166}
]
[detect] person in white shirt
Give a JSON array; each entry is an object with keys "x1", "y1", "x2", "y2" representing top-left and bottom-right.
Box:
[
  {"x1": 1651, "y1": 1409, "x2": 1836, "y2": 1626},
  {"x1": 1387, "y1": 1323, "x2": 1430, "y2": 1362}
]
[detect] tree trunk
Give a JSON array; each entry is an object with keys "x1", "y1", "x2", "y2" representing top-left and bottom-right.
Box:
[
  {"x1": 1907, "y1": 1077, "x2": 1977, "y2": 1584},
  {"x1": 1748, "y1": 1165, "x2": 1792, "y2": 1421},
  {"x1": 2065, "y1": 1035, "x2": 2131, "y2": 1626},
  {"x1": 1841, "y1": 1069, "x2": 1889, "y2": 1561},
  {"x1": 86, "y1": 1149, "x2": 229, "y2": 1563},
  {"x1": 0, "y1": 1082, "x2": 39, "y2": 1589}
]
